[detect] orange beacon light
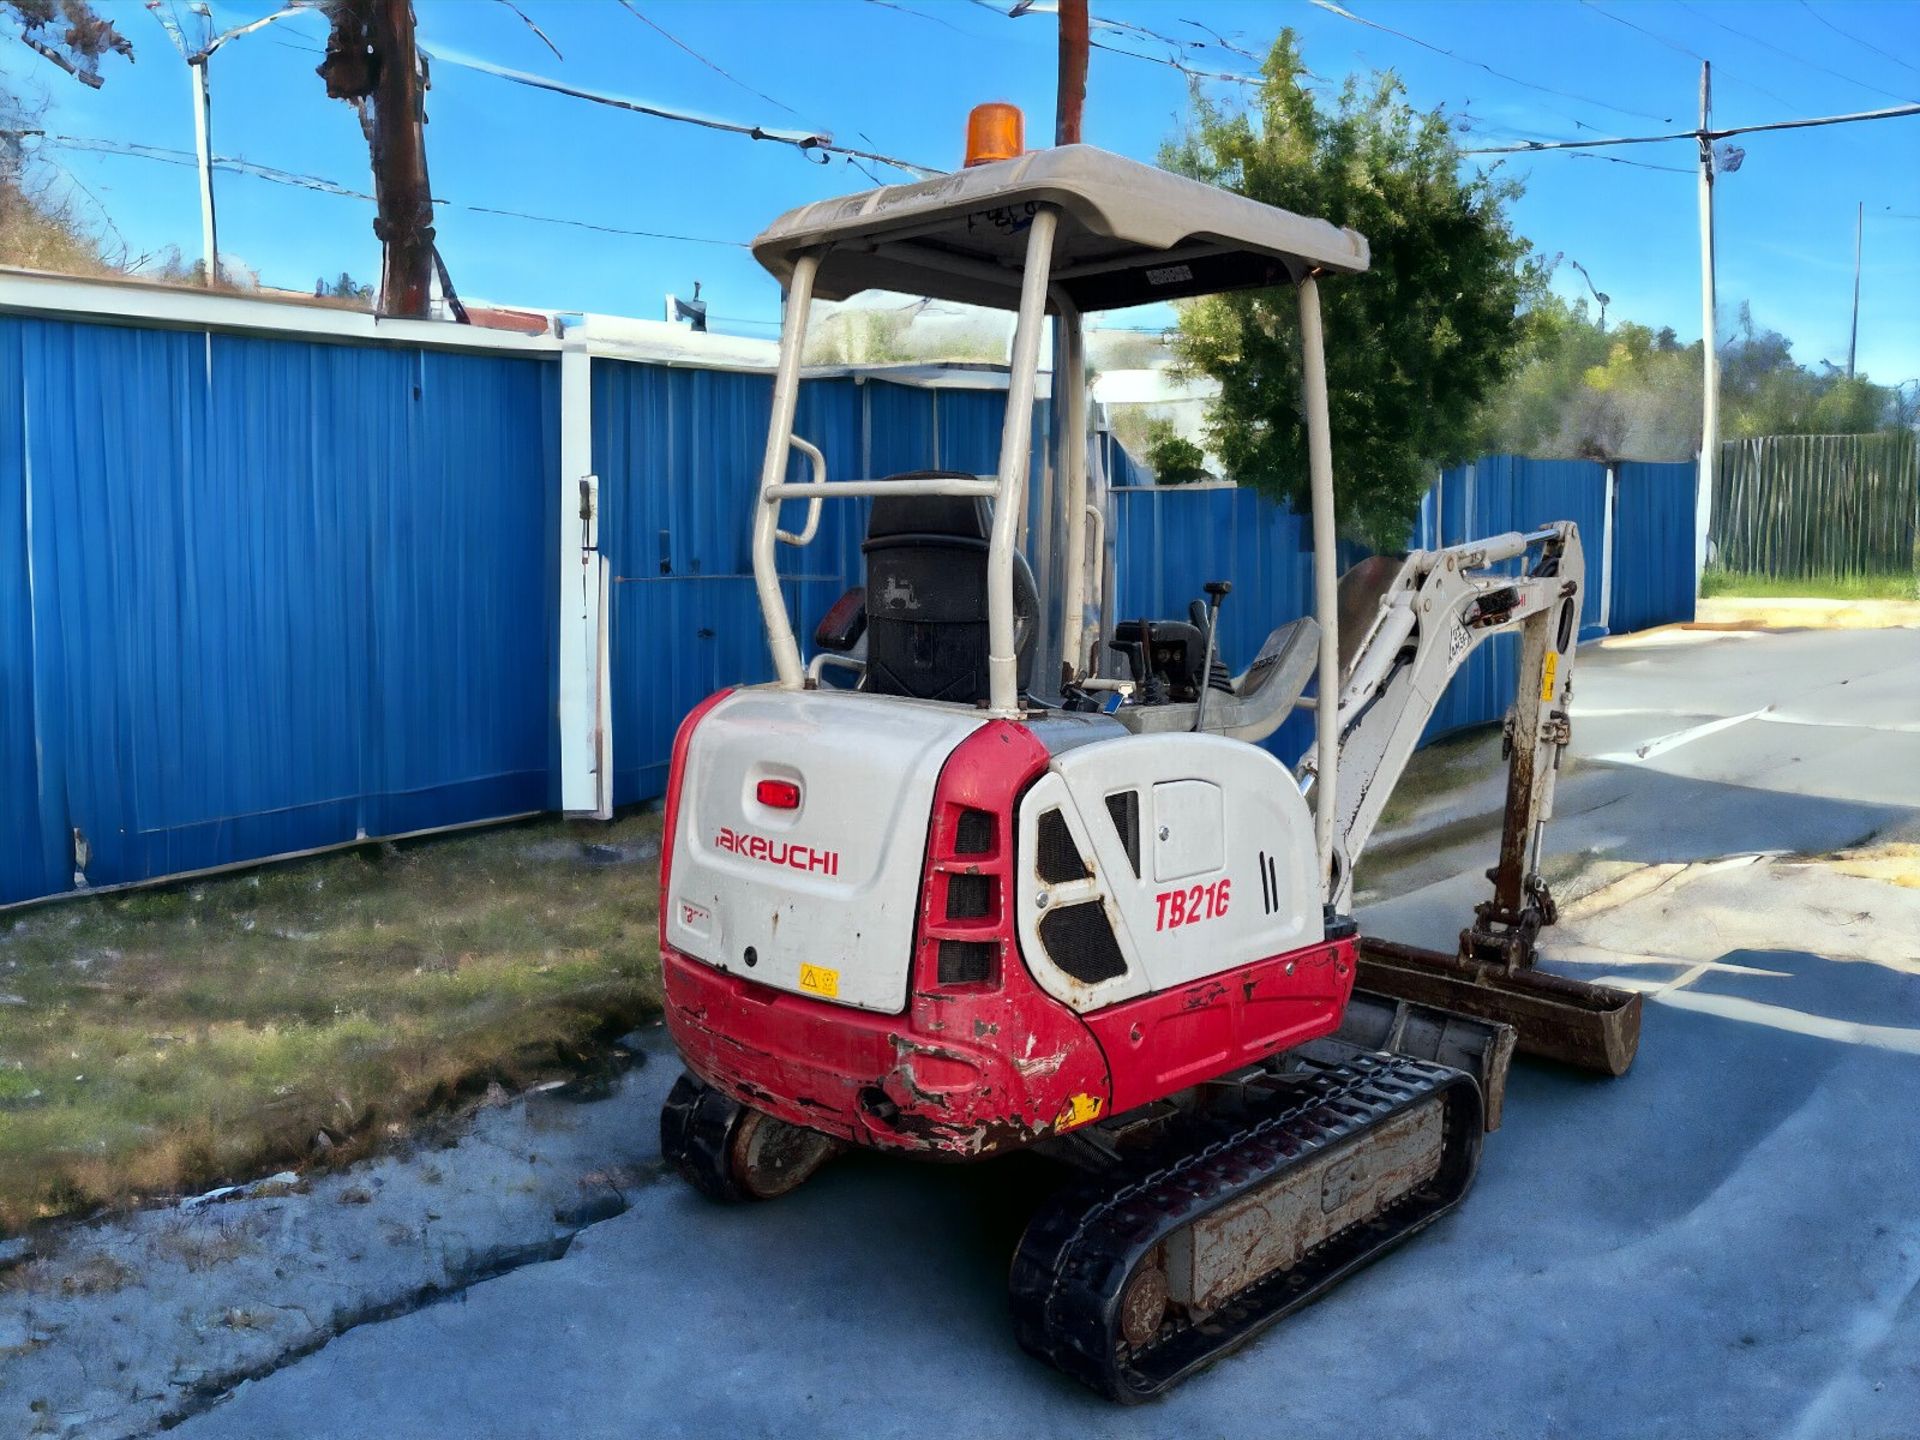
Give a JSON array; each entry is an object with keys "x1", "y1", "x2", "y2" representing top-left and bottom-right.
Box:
[{"x1": 964, "y1": 103, "x2": 1025, "y2": 168}]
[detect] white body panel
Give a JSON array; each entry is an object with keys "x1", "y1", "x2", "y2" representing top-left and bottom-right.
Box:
[
  {"x1": 665, "y1": 687, "x2": 984, "y2": 1014},
  {"x1": 1015, "y1": 735, "x2": 1321, "y2": 1014}
]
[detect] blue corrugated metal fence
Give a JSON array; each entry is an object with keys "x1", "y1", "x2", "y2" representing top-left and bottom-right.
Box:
[
  {"x1": 2, "y1": 304, "x2": 1697, "y2": 908},
  {"x1": 1, "y1": 314, "x2": 557, "y2": 907},
  {"x1": 1612, "y1": 461, "x2": 1700, "y2": 634}
]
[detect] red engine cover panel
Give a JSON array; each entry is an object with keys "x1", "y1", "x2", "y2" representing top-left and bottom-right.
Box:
[
  {"x1": 660, "y1": 702, "x2": 1355, "y2": 1158},
  {"x1": 662, "y1": 716, "x2": 1112, "y2": 1157},
  {"x1": 1087, "y1": 936, "x2": 1357, "y2": 1115}
]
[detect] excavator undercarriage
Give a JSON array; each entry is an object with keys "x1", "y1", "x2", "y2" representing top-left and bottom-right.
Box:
[{"x1": 1014, "y1": 1050, "x2": 1481, "y2": 1402}]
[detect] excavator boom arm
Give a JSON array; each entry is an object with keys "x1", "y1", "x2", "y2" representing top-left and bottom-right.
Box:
[{"x1": 1300, "y1": 523, "x2": 1585, "y2": 924}]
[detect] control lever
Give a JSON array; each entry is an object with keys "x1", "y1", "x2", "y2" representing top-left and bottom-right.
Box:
[
  {"x1": 1128, "y1": 618, "x2": 1169, "y2": 705},
  {"x1": 1191, "y1": 581, "x2": 1231, "y2": 733}
]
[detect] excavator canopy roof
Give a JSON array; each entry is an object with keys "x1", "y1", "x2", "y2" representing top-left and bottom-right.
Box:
[{"x1": 751, "y1": 144, "x2": 1370, "y2": 312}]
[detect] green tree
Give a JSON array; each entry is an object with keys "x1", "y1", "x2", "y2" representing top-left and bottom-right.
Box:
[
  {"x1": 319, "y1": 271, "x2": 375, "y2": 302},
  {"x1": 1808, "y1": 376, "x2": 1888, "y2": 434},
  {"x1": 1163, "y1": 32, "x2": 1540, "y2": 547},
  {"x1": 1142, "y1": 417, "x2": 1209, "y2": 485}
]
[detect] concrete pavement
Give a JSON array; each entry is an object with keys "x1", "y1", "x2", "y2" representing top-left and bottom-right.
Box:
[{"x1": 161, "y1": 627, "x2": 1920, "y2": 1439}]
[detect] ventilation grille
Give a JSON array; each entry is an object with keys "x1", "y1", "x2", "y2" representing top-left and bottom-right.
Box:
[
  {"x1": 1104, "y1": 790, "x2": 1141, "y2": 878},
  {"x1": 1038, "y1": 902, "x2": 1128, "y2": 984},
  {"x1": 1036, "y1": 808, "x2": 1090, "y2": 884},
  {"x1": 954, "y1": 808, "x2": 995, "y2": 856},
  {"x1": 1258, "y1": 850, "x2": 1282, "y2": 915},
  {"x1": 945, "y1": 873, "x2": 992, "y2": 920},
  {"x1": 937, "y1": 940, "x2": 994, "y2": 986}
]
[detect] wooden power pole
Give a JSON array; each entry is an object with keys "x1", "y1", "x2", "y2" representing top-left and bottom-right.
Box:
[
  {"x1": 319, "y1": 0, "x2": 437, "y2": 317},
  {"x1": 1056, "y1": 0, "x2": 1088, "y2": 146}
]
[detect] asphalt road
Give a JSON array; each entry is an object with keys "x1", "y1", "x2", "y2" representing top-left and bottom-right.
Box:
[{"x1": 178, "y1": 626, "x2": 1920, "y2": 1440}]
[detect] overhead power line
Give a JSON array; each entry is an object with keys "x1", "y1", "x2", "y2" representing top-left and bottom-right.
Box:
[
  {"x1": 1676, "y1": 1, "x2": 1917, "y2": 105},
  {"x1": 614, "y1": 1, "x2": 805, "y2": 119},
  {"x1": 5, "y1": 128, "x2": 751, "y2": 248},
  {"x1": 1459, "y1": 100, "x2": 1920, "y2": 155},
  {"x1": 857, "y1": 0, "x2": 976, "y2": 38},
  {"x1": 423, "y1": 45, "x2": 941, "y2": 176},
  {"x1": 1797, "y1": 0, "x2": 1920, "y2": 80},
  {"x1": 1578, "y1": 1, "x2": 1806, "y2": 114},
  {"x1": 1565, "y1": 150, "x2": 1694, "y2": 176},
  {"x1": 1308, "y1": 0, "x2": 1675, "y2": 127},
  {"x1": 964, "y1": 0, "x2": 1270, "y2": 87}
]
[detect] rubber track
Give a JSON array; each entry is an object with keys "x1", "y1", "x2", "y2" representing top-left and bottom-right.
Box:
[
  {"x1": 1009, "y1": 1053, "x2": 1484, "y2": 1402},
  {"x1": 660, "y1": 1072, "x2": 751, "y2": 1203}
]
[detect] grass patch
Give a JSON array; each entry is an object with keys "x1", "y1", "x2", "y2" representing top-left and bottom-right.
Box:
[
  {"x1": 0, "y1": 813, "x2": 662, "y2": 1233},
  {"x1": 1701, "y1": 568, "x2": 1920, "y2": 601}
]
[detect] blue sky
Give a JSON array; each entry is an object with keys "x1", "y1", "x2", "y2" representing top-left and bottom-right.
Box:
[{"x1": 4, "y1": 0, "x2": 1917, "y2": 383}]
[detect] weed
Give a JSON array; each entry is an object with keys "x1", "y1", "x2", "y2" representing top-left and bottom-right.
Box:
[
  {"x1": 1701, "y1": 568, "x2": 1920, "y2": 602},
  {"x1": 0, "y1": 812, "x2": 663, "y2": 1230}
]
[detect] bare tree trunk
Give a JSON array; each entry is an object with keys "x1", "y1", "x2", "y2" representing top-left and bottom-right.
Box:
[
  {"x1": 1055, "y1": 0, "x2": 1088, "y2": 146},
  {"x1": 320, "y1": 0, "x2": 435, "y2": 317}
]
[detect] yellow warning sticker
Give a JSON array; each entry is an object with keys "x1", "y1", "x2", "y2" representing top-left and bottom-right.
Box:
[
  {"x1": 1055, "y1": 1093, "x2": 1104, "y2": 1131},
  {"x1": 1540, "y1": 650, "x2": 1559, "y2": 702},
  {"x1": 797, "y1": 963, "x2": 839, "y2": 998}
]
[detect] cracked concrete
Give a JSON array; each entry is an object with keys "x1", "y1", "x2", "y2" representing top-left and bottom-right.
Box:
[
  {"x1": 8, "y1": 625, "x2": 1920, "y2": 1440},
  {"x1": 0, "y1": 1031, "x2": 673, "y2": 1439}
]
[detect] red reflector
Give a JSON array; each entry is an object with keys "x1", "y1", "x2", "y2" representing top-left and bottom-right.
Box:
[{"x1": 756, "y1": 779, "x2": 801, "y2": 810}]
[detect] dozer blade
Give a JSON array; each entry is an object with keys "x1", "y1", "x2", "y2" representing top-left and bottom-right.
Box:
[
  {"x1": 1010, "y1": 1053, "x2": 1482, "y2": 1403},
  {"x1": 1357, "y1": 937, "x2": 1641, "y2": 1077},
  {"x1": 1304, "y1": 989, "x2": 1517, "y2": 1130}
]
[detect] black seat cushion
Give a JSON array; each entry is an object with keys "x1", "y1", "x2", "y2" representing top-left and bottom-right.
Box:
[{"x1": 861, "y1": 472, "x2": 1038, "y2": 703}]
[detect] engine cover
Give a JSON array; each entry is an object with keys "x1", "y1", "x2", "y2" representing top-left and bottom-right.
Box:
[{"x1": 662, "y1": 686, "x2": 984, "y2": 1014}]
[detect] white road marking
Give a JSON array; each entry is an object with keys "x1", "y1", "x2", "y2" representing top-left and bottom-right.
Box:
[
  {"x1": 1593, "y1": 705, "x2": 1774, "y2": 764},
  {"x1": 1590, "y1": 981, "x2": 1920, "y2": 1056},
  {"x1": 1549, "y1": 946, "x2": 1791, "y2": 979}
]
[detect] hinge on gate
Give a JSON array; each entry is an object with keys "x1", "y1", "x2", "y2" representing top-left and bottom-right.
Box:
[{"x1": 1542, "y1": 709, "x2": 1572, "y2": 747}]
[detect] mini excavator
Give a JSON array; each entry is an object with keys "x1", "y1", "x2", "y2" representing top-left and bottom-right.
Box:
[{"x1": 655, "y1": 106, "x2": 1640, "y2": 1401}]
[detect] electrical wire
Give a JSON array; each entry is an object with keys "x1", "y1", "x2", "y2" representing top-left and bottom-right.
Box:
[
  {"x1": 1308, "y1": 0, "x2": 1674, "y2": 127},
  {"x1": 1578, "y1": 1, "x2": 1806, "y2": 115},
  {"x1": 1564, "y1": 150, "x2": 1694, "y2": 176},
  {"x1": 1798, "y1": 0, "x2": 1920, "y2": 80},
  {"x1": 1458, "y1": 99, "x2": 1920, "y2": 154},
  {"x1": 5, "y1": 128, "x2": 752, "y2": 247},
  {"x1": 1676, "y1": 1, "x2": 1918, "y2": 106},
  {"x1": 613, "y1": 0, "x2": 803, "y2": 119},
  {"x1": 965, "y1": 0, "x2": 1268, "y2": 86},
  {"x1": 492, "y1": 0, "x2": 564, "y2": 61},
  {"x1": 422, "y1": 45, "x2": 941, "y2": 176},
  {"x1": 856, "y1": 0, "x2": 977, "y2": 38}
]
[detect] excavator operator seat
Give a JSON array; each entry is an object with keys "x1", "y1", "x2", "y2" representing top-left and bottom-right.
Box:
[{"x1": 861, "y1": 472, "x2": 1039, "y2": 704}]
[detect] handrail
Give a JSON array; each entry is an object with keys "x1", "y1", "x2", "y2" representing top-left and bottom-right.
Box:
[
  {"x1": 750, "y1": 251, "x2": 821, "y2": 689},
  {"x1": 765, "y1": 475, "x2": 996, "y2": 500},
  {"x1": 774, "y1": 436, "x2": 827, "y2": 547},
  {"x1": 985, "y1": 206, "x2": 1060, "y2": 715}
]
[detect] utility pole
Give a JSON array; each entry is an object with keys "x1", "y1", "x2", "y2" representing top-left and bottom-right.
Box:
[
  {"x1": 1695, "y1": 61, "x2": 1718, "y2": 587},
  {"x1": 147, "y1": 5, "x2": 310, "y2": 288},
  {"x1": 1848, "y1": 200, "x2": 1862, "y2": 379},
  {"x1": 1056, "y1": 0, "x2": 1087, "y2": 145},
  {"x1": 189, "y1": 55, "x2": 217, "y2": 285},
  {"x1": 320, "y1": 0, "x2": 437, "y2": 317}
]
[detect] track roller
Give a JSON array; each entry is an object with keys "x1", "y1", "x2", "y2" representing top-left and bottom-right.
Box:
[
  {"x1": 1010, "y1": 1053, "x2": 1482, "y2": 1402},
  {"x1": 660, "y1": 1072, "x2": 842, "y2": 1203}
]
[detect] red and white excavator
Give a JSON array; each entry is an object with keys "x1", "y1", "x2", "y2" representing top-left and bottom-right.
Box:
[{"x1": 655, "y1": 107, "x2": 1639, "y2": 1401}]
